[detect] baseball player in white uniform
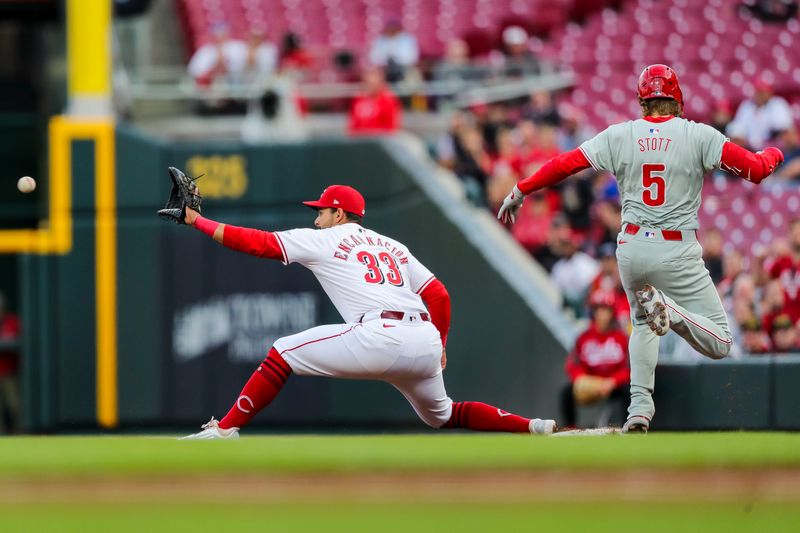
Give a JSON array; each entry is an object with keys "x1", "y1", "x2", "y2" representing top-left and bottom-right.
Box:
[
  {"x1": 182, "y1": 184, "x2": 556, "y2": 438},
  {"x1": 498, "y1": 64, "x2": 784, "y2": 433}
]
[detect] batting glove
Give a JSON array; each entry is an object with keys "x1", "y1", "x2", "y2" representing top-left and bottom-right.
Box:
[{"x1": 497, "y1": 185, "x2": 525, "y2": 224}]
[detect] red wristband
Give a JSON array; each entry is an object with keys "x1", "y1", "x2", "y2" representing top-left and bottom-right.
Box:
[{"x1": 194, "y1": 216, "x2": 219, "y2": 238}]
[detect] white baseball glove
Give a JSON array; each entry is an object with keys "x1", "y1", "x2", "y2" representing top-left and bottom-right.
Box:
[{"x1": 497, "y1": 185, "x2": 525, "y2": 224}]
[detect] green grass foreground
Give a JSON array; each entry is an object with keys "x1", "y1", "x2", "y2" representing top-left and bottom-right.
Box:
[
  {"x1": 0, "y1": 432, "x2": 799, "y2": 476},
  {"x1": 3, "y1": 502, "x2": 800, "y2": 533},
  {"x1": 1, "y1": 433, "x2": 799, "y2": 532}
]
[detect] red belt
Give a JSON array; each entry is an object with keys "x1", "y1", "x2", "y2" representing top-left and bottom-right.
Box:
[
  {"x1": 624, "y1": 223, "x2": 684, "y2": 241},
  {"x1": 360, "y1": 311, "x2": 431, "y2": 322}
]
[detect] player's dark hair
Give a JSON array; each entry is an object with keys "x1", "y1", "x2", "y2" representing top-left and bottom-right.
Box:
[
  {"x1": 639, "y1": 97, "x2": 682, "y2": 118},
  {"x1": 344, "y1": 211, "x2": 363, "y2": 224}
]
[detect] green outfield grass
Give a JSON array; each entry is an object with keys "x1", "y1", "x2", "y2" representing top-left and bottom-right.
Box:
[
  {"x1": 1, "y1": 433, "x2": 798, "y2": 532},
  {"x1": 4, "y1": 502, "x2": 800, "y2": 533},
  {"x1": 0, "y1": 432, "x2": 799, "y2": 476}
]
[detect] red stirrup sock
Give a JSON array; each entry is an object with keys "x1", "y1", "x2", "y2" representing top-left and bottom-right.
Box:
[
  {"x1": 442, "y1": 401, "x2": 531, "y2": 433},
  {"x1": 219, "y1": 348, "x2": 292, "y2": 430}
]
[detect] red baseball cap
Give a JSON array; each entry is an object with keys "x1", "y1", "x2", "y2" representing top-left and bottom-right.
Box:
[
  {"x1": 589, "y1": 290, "x2": 616, "y2": 308},
  {"x1": 302, "y1": 185, "x2": 366, "y2": 217}
]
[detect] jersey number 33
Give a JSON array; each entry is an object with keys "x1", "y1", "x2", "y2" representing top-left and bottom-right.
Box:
[{"x1": 357, "y1": 251, "x2": 405, "y2": 286}]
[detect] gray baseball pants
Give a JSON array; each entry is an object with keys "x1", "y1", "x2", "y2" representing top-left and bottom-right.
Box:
[{"x1": 616, "y1": 224, "x2": 732, "y2": 421}]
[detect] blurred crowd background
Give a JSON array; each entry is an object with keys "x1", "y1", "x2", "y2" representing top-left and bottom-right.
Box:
[
  {"x1": 2, "y1": 0, "x2": 800, "y2": 431},
  {"x1": 168, "y1": 0, "x2": 800, "y2": 360}
]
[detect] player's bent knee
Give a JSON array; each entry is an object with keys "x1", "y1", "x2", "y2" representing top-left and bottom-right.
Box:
[
  {"x1": 703, "y1": 340, "x2": 731, "y2": 360},
  {"x1": 711, "y1": 341, "x2": 732, "y2": 360}
]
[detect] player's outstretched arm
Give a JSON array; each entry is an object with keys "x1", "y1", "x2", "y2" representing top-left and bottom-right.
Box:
[
  {"x1": 497, "y1": 148, "x2": 592, "y2": 224},
  {"x1": 186, "y1": 208, "x2": 284, "y2": 260},
  {"x1": 719, "y1": 141, "x2": 784, "y2": 184}
]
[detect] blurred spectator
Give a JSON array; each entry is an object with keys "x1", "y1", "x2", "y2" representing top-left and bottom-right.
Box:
[
  {"x1": 731, "y1": 274, "x2": 760, "y2": 326},
  {"x1": 589, "y1": 200, "x2": 622, "y2": 249},
  {"x1": 480, "y1": 103, "x2": 513, "y2": 155},
  {"x1": 761, "y1": 278, "x2": 787, "y2": 336},
  {"x1": 770, "y1": 313, "x2": 800, "y2": 352},
  {"x1": 521, "y1": 91, "x2": 560, "y2": 127},
  {"x1": 486, "y1": 127, "x2": 522, "y2": 208},
  {"x1": 726, "y1": 79, "x2": 793, "y2": 149},
  {"x1": 767, "y1": 218, "x2": 800, "y2": 323},
  {"x1": 739, "y1": 316, "x2": 772, "y2": 354},
  {"x1": 710, "y1": 99, "x2": 734, "y2": 135},
  {"x1": 368, "y1": 18, "x2": 420, "y2": 83},
  {"x1": 432, "y1": 38, "x2": 484, "y2": 82},
  {"x1": 559, "y1": 172, "x2": 595, "y2": 233},
  {"x1": 244, "y1": 30, "x2": 278, "y2": 81},
  {"x1": 742, "y1": 0, "x2": 798, "y2": 22},
  {"x1": 436, "y1": 111, "x2": 471, "y2": 171},
  {"x1": 453, "y1": 125, "x2": 493, "y2": 205},
  {"x1": 0, "y1": 293, "x2": 20, "y2": 434},
  {"x1": 241, "y1": 32, "x2": 307, "y2": 142},
  {"x1": 718, "y1": 248, "x2": 745, "y2": 306},
  {"x1": 561, "y1": 291, "x2": 630, "y2": 428},
  {"x1": 551, "y1": 230, "x2": 599, "y2": 317},
  {"x1": 279, "y1": 32, "x2": 314, "y2": 73},
  {"x1": 332, "y1": 50, "x2": 360, "y2": 84},
  {"x1": 519, "y1": 123, "x2": 561, "y2": 176},
  {"x1": 702, "y1": 229, "x2": 725, "y2": 284},
  {"x1": 535, "y1": 214, "x2": 571, "y2": 272},
  {"x1": 498, "y1": 25, "x2": 540, "y2": 78},
  {"x1": 348, "y1": 69, "x2": 402, "y2": 135},
  {"x1": 588, "y1": 243, "x2": 631, "y2": 328},
  {"x1": 511, "y1": 191, "x2": 556, "y2": 255},
  {"x1": 187, "y1": 22, "x2": 248, "y2": 87},
  {"x1": 557, "y1": 104, "x2": 594, "y2": 151},
  {"x1": 773, "y1": 128, "x2": 800, "y2": 181}
]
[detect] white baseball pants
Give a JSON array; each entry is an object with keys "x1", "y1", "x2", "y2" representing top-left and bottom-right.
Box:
[{"x1": 273, "y1": 311, "x2": 453, "y2": 428}]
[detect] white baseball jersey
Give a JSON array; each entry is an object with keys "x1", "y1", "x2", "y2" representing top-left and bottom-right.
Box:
[
  {"x1": 270, "y1": 222, "x2": 452, "y2": 428},
  {"x1": 274, "y1": 223, "x2": 435, "y2": 322},
  {"x1": 579, "y1": 117, "x2": 726, "y2": 229}
]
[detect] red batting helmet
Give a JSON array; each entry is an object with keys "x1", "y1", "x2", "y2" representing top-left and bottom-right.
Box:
[{"x1": 637, "y1": 64, "x2": 683, "y2": 107}]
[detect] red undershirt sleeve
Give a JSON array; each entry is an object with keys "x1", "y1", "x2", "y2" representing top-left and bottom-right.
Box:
[
  {"x1": 193, "y1": 216, "x2": 283, "y2": 260},
  {"x1": 517, "y1": 148, "x2": 592, "y2": 195},
  {"x1": 419, "y1": 278, "x2": 451, "y2": 347},
  {"x1": 222, "y1": 224, "x2": 283, "y2": 260},
  {"x1": 719, "y1": 142, "x2": 784, "y2": 184}
]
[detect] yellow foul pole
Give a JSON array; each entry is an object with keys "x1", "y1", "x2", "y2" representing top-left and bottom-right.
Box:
[{"x1": 66, "y1": 0, "x2": 118, "y2": 428}]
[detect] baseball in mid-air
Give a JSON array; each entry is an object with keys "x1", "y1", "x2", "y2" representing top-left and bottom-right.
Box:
[{"x1": 17, "y1": 176, "x2": 36, "y2": 193}]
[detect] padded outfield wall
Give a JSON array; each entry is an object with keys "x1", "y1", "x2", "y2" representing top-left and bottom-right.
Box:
[
  {"x1": 20, "y1": 124, "x2": 570, "y2": 431},
  {"x1": 16, "y1": 124, "x2": 800, "y2": 432}
]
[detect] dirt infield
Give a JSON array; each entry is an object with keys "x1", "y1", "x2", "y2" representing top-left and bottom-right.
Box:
[{"x1": 4, "y1": 469, "x2": 800, "y2": 505}]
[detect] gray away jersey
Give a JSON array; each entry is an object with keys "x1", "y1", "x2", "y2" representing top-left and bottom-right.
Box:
[{"x1": 579, "y1": 117, "x2": 727, "y2": 230}]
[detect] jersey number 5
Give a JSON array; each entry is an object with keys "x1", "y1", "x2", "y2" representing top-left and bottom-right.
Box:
[
  {"x1": 357, "y1": 251, "x2": 404, "y2": 286},
  {"x1": 642, "y1": 163, "x2": 666, "y2": 207}
]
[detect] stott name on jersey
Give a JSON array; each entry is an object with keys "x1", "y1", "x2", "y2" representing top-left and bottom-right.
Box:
[
  {"x1": 637, "y1": 136, "x2": 672, "y2": 152},
  {"x1": 333, "y1": 229, "x2": 409, "y2": 265}
]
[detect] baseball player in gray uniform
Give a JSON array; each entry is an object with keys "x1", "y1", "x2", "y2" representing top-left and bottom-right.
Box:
[{"x1": 498, "y1": 64, "x2": 784, "y2": 433}]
